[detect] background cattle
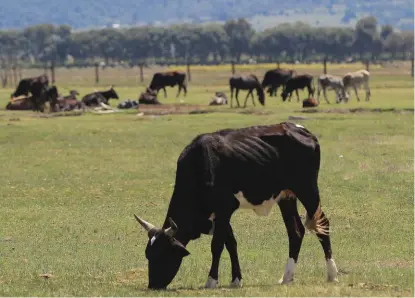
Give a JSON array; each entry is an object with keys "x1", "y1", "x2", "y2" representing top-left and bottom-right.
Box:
[
  {"x1": 261, "y1": 68, "x2": 297, "y2": 97},
  {"x1": 342, "y1": 69, "x2": 371, "y2": 102},
  {"x1": 148, "y1": 71, "x2": 187, "y2": 98},
  {"x1": 317, "y1": 74, "x2": 347, "y2": 104},
  {"x1": 134, "y1": 122, "x2": 338, "y2": 289},
  {"x1": 229, "y1": 74, "x2": 265, "y2": 108},
  {"x1": 82, "y1": 86, "x2": 119, "y2": 107},
  {"x1": 281, "y1": 74, "x2": 315, "y2": 102}
]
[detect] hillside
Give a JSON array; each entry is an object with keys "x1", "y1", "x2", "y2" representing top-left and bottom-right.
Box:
[{"x1": 0, "y1": 0, "x2": 413, "y2": 30}]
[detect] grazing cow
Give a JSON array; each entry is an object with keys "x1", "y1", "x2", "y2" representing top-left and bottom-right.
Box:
[
  {"x1": 149, "y1": 71, "x2": 187, "y2": 98},
  {"x1": 281, "y1": 74, "x2": 314, "y2": 102},
  {"x1": 261, "y1": 69, "x2": 297, "y2": 97},
  {"x1": 138, "y1": 88, "x2": 161, "y2": 105},
  {"x1": 302, "y1": 97, "x2": 319, "y2": 108},
  {"x1": 11, "y1": 74, "x2": 49, "y2": 98},
  {"x1": 82, "y1": 86, "x2": 119, "y2": 107},
  {"x1": 342, "y1": 70, "x2": 371, "y2": 102},
  {"x1": 134, "y1": 122, "x2": 338, "y2": 290},
  {"x1": 229, "y1": 74, "x2": 265, "y2": 108},
  {"x1": 209, "y1": 92, "x2": 228, "y2": 106},
  {"x1": 317, "y1": 74, "x2": 348, "y2": 104}
]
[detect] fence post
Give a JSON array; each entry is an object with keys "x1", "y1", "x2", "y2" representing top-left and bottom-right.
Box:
[
  {"x1": 231, "y1": 61, "x2": 235, "y2": 74},
  {"x1": 12, "y1": 65, "x2": 17, "y2": 87},
  {"x1": 18, "y1": 66, "x2": 22, "y2": 81},
  {"x1": 50, "y1": 60, "x2": 55, "y2": 84},
  {"x1": 44, "y1": 62, "x2": 48, "y2": 75},
  {"x1": 139, "y1": 64, "x2": 144, "y2": 82},
  {"x1": 365, "y1": 60, "x2": 370, "y2": 71},
  {"x1": 323, "y1": 57, "x2": 327, "y2": 74},
  {"x1": 95, "y1": 63, "x2": 99, "y2": 84},
  {"x1": 411, "y1": 55, "x2": 414, "y2": 77},
  {"x1": 186, "y1": 63, "x2": 191, "y2": 82}
]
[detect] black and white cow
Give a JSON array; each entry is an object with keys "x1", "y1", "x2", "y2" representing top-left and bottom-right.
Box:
[
  {"x1": 281, "y1": 74, "x2": 315, "y2": 102},
  {"x1": 317, "y1": 74, "x2": 348, "y2": 104},
  {"x1": 134, "y1": 122, "x2": 338, "y2": 290},
  {"x1": 342, "y1": 69, "x2": 371, "y2": 102}
]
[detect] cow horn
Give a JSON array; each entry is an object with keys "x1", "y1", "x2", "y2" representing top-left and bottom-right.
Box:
[
  {"x1": 164, "y1": 217, "x2": 178, "y2": 237},
  {"x1": 134, "y1": 214, "x2": 156, "y2": 232}
]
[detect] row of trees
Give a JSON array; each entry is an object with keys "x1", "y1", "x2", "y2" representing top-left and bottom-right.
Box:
[{"x1": 0, "y1": 16, "x2": 413, "y2": 68}]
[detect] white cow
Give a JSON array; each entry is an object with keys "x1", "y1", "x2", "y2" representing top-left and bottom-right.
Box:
[
  {"x1": 342, "y1": 69, "x2": 371, "y2": 102},
  {"x1": 317, "y1": 74, "x2": 348, "y2": 104}
]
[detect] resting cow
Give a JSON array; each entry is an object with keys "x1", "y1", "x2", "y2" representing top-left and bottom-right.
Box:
[
  {"x1": 261, "y1": 68, "x2": 297, "y2": 97},
  {"x1": 148, "y1": 71, "x2": 187, "y2": 98},
  {"x1": 134, "y1": 122, "x2": 338, "y2": 289},
  {"x1": 281, "y1": 74, "x2": 315, "y2": 102},
  {"x1": 317, "y1": 74, "x2": 348, "y2": 104},
  {"x1": 302, "y1": 97, "x2": 319, "y2": 108},
  {"x1": 342, "y1": 69, "x2": 371, "y2": 102},
  {"x1": 209, "y1": 92, "x2": 228, "y2": 106},
  {"x1": 138, "y1": 88, "x2": 161, "y2": 105},
  {"x1": 82, "y1": 86, "x2": 119, "y2": 107},
  {"x1": 6, "y1": 96, "x2": 34, "y2": 110}
]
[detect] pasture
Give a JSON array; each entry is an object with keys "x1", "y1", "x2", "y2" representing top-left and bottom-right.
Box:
[{"x1": 0, "y1": 63, "x2": 413, "y2": 296}]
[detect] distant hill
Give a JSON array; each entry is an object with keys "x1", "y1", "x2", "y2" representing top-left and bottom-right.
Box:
[{"x1": 0, "y1": 0, "x2": 413, "y2": 30}]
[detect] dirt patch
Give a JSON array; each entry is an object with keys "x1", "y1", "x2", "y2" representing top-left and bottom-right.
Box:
[
  {"x1": 298, "y1": 108, "x2": 414, "y2": 114},
  {"x1": 138, "y1": 103, "x2": 218, "y2": 115}
]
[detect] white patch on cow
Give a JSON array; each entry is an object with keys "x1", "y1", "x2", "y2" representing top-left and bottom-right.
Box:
[
  {"x1": 230, "y1": 277, "x2": 242, "y2": 288},
  {"x1": 278, "y1": 258, "x2": 296, "y2": 284},
  {"x1": 326, "y1": 258, "x2": 339, "y2": 282},
  {"x1": 150, "y1": 235, "x2": 156, "y2": 246},
  {"x1": 205, "y1": 276, "x2": 218, "y2": 289},
  {"x1": 295, "y1": 124, "x2": 304, "y2": 128},
  {"x1": 234, "y1": 190, "x2": 291, "y2": 216}
]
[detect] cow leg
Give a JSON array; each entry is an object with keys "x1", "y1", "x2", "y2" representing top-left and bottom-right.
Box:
[
  {"x1": 296, "y1": 185, "x2": 338, "y2": 283},
  {"x1": 163, "y1": 87, "x2": 167, "y2": 98},
  {"x1": 235, "y1": 89, "x2": 241, "y2": 108},
  {"x1": 176, "y1": 85, "x2": 181, "y2": 98},
  {"x1": 206, "y1": 210, "x2": 235, "y2": 289},
  {"x1": 250, "y1": 90, "x2": 256, "y2": 107},
  {"x1": 364, "y1": 82, "x2": 371, "y2": 101},
  {"x1": 296, "y1": 89, "x2": 300, "y2": 102},
  {"x1": 323, "y1": 88, "x2": 330, "y2": 104},
  {"x1": 182, "y1": 84, "x2": 187, "y2": 97},
  {"x1": 278, "y1": 198, "x2": 305, "y2": 284},
  {"x1": 353, "y1": 86, "x2": 360, "y2": 102},
  {"x1": 243, "y1": 90, "x2": 252, "y2": 108},
  {"x1": 225, "y1": 224, "x2": 242, "y2": 287},
  {"x1": 230, "y1": 87, "x2": 234, "y2": 108}
]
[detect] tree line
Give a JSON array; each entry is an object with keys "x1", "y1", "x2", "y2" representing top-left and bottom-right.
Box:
[{"x1": 0, "y1": 16, "x2": 413, "y2": 69}]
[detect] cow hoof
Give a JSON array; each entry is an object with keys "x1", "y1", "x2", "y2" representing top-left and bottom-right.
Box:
[
  {"x1": 205, "y1": 276, "x2": 218, "y2": 289},
  {"x1": 230, "y1": 278, "x2": 242, "y2": 288},
  {"x1": 278, "y1": 277, "x2": 294, "y2": 285}
]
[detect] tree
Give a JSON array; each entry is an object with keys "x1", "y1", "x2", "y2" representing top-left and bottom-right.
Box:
[{"x1": 224, "y1": 18, "x2": 254, "y2": 62}]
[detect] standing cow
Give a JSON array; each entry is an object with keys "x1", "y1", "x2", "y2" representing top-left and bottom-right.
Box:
[
  {"x1": 261, "y1": 68, "x2": 297, "y2": 97},
  {"x1": 134, "y1": 122, "x2": 338, "y2": 289},
  {"x1": 281, "y1": 74, "x2": 315, "y2": 102},
  {"x1": 148, "y1": 71, "x2": 187, "y2": 98},
  {"x1": 342, "y1": 70, "x2": 371, "y2": 102},
  {"x1": 317, "y1": 74, "x2": 348, "y2": 104}
]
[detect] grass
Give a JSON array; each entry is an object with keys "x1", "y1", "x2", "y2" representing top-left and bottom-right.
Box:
[{"x1": 0, "y1": 65, "x2": 413, "y2": 296}]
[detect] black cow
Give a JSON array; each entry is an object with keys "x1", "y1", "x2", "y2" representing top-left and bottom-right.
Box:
[
  {"x1": 31, "y1": 85, "x2": 59, "y2": 112},
  {"x1": 261, "y1": 69, "x2": 297, "y2": 97},
  {"x1": 149, "y1": 71, "x2": 187, "y2": 98},
  {"x1": 229, "y1": 74, "x2": 265, "y2": 108},
  {"x1": 281, "y1": 74, "x2": 315, "y2": 102},
  {"x1": 81, "y1": 86, "x2": 119, "y2": 107},
  {"x1": 11, "y1": 74, "x2": 49, "y2": 98},
  {"x1": 134, "y1": 122, "x2": 338, "y2": 290}
]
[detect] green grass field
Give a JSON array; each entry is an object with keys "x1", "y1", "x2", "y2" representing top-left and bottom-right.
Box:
[{"x1": 0, "y1": 65, "x2": 413, "y2": 296}]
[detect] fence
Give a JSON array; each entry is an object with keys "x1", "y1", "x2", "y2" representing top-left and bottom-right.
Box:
[{"x1": 1, "y1": 59, "x2": 413, "y2": 89}]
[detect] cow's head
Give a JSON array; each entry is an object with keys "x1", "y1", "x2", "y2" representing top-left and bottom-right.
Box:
[
  {"x1": 109, "y1": 85, "x2": 119, "y2": 99},
  {"x1": 281, "y1": 90, "x2": 289, "y2": 102},
  {"x1": 134, "y1": 215, "x2": 190, "y2": 290}
]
